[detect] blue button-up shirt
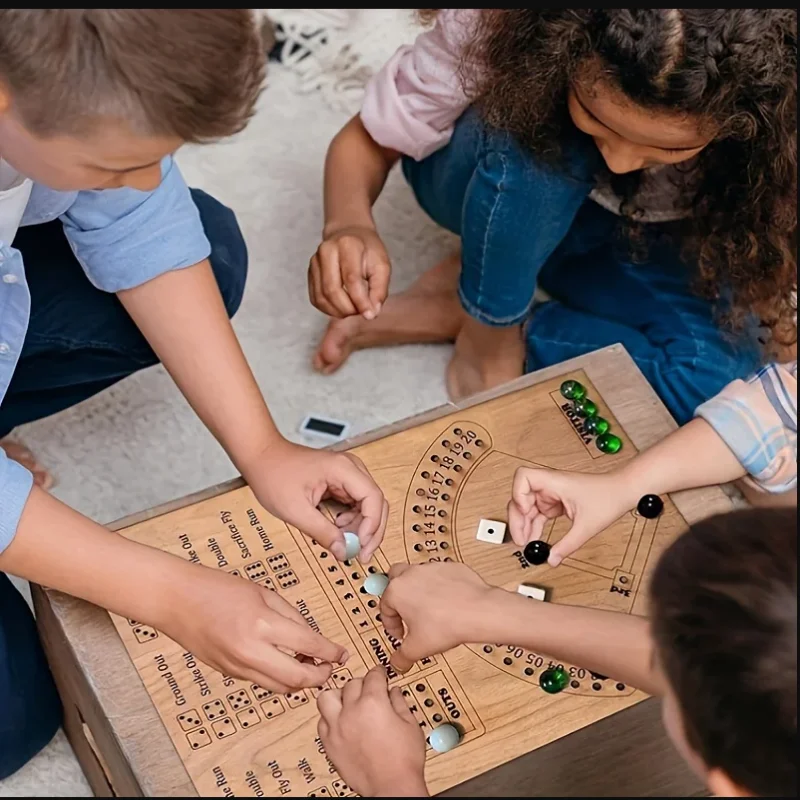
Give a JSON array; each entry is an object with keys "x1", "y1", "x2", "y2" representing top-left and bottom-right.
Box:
[{"x1": 1, "y1": 156, "x2": 210, "y2": 554}]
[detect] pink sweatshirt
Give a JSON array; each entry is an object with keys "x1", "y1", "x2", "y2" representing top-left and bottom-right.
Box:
[
  {"x1": 360, "y1": 9, "x2": 691, "y2": 223},
  {"x1": 360, "y1": 9, "x2": 476, "y2": 162}
]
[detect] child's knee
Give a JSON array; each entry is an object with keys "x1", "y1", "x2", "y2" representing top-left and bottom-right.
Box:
[
  {"x1": 0, "y1": 580, "x2": 62, "y2": 779},
  {"x1": 189, "y1": 189, "x2": 249, "y2": 319},
  {"x1": 650, "y1": 349, "x2": 760, "y2": 426},
  {"x1": 654, "y1": 368, "x2": 717, "y2": 425},
  {"x1": 0, "y1": 701, "x2": 61, "y2": 780},
  {"x1": 484, "y1": 115, "x2": 602, "y2": 185}
]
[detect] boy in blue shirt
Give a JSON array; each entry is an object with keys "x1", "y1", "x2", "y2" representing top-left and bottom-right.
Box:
[{"x1": 0, "y1": 10, "x2": 385, "y2": 778}]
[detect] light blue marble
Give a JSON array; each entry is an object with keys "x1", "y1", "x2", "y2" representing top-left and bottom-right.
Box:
[
  {"x1": 363, "y1": 573, "x2": 390, "y2": 597},
  {"x1": 342, "y1": 531, "x2": 361, "y2": 561},
  {"x1": 428, "y1": 723, "x2": 461, "y2": 753}
]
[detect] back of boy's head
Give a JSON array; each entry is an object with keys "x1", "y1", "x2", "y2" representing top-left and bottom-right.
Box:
[
  {"x1": 0, "y1": 10, "x2": 265, "y2": 142},
  {"x1": 650, "y1": 507, "x2": 797, "y2": 797}
]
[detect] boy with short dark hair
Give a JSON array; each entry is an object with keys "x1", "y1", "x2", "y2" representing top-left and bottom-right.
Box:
[
  {"x1": 650, "y1": 509, "x2": 796, "y2": 797},
  {"x1": 318, "y1": 507, "x2": 797, "y2": 797},
  {"x1": 0, "y1": 9, "x2": 385, "y2": 778}
]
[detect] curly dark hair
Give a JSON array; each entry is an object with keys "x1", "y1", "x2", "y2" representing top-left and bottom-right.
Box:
[{"x1": 418, "y1": 10, "x2": 797, "y2": 348}]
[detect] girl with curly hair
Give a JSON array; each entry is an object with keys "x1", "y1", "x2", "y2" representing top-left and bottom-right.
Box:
[{"x1": 308, "y1": 9, "x2": 796, "y2": 423}]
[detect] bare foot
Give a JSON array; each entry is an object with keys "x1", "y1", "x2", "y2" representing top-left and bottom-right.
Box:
[
  {"x1": 314, "y1": 252, "x2": 464, "y2": 374},
  {"x1": 0, "y1": 439, "x2": 54, "y2": 490},
  {"x1": 445, "y1": 317, "x2": 526, "y2": 402}
]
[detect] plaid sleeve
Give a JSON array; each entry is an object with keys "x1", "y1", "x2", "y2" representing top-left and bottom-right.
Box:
[{"x1": 695, "y1": 361, "x2": 797, "y2": 494}]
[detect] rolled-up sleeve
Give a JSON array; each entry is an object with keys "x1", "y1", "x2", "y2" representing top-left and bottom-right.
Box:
[
  {"x1": 695, "y1": 361, "x2": 797, "y2": 494},
  {"x1": 360, "y1": 9, "x2": 477, "y2": 161},
  {"x1": 0, "y1": 450, "x2": 34, "y2": 555},
  {"x1": 60, "y1": 156, "x2": 211, "y2": 293}
]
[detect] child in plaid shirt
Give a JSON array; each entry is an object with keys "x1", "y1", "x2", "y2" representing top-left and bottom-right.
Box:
[{"x1": 506, "y1": 361, "x2": 797, "y2": 566}]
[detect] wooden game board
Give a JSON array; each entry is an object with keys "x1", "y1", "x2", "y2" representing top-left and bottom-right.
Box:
[
  {"x1": 33, "y1": 346, "x2": 733, "y2": 797},
  {"x1": 107, "y1": 366, "x2": 688, "y2": 798}
]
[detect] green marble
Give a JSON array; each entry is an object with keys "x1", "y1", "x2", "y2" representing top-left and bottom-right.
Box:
[
  {"x1": 583, "y1": 416, "x2": 609, "y2": 436},
  {"x1": 574, "y1": 397, "x2": 598, "y2": 418},
  {"x1": 540, "y1": 666, "x2": 569, "y2": 694},
  {"x1": 559, "y1": 380, "x2": 586, "y2": 401},
  {"x1": 596, "y1": 432, "x2": 623, "y2": 454}
]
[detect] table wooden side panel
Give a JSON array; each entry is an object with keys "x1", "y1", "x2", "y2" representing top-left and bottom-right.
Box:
[{"x1": 31, "y1": 587, "x2": 146, "y2": 797}]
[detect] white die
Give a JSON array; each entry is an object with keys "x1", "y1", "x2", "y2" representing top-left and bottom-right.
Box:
[{"x1": 476, "y1": 519, "x2": 506, "y2": 544}]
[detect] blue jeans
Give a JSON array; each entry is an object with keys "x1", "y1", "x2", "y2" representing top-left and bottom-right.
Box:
[
  {"x1": 0, "y1": 188, "x2": 247, "y2": 778},
  {"x1": 402, "y1": 108, "x2": 761, "y2": 423}
]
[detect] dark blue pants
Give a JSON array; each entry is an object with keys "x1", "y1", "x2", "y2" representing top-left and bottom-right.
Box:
[
  {"x1": 0, "y1": 189, "x2": 247, "y2": 779},
  {"x1": 403, "y1": 109, "x2": 762, "y2": 423}
]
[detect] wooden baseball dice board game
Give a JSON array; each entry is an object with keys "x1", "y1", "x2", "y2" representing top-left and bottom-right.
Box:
[{"x1": 32, "y1": 347, "x2": 732, "y2": 797}]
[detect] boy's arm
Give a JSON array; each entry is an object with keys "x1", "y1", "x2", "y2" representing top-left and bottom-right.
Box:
[
  {"x1": 118, "y1": 260, "x2": 387, "y2": 561},
  {"x1": 317, "y1": 667, "x2": 429, "y2": 798},
  {"x1": 61, "y1": 156, "x2": 386, "y2": 562},
  {"x1": 321, "y1": 562, "x2": 662, "y2": 798},
  {"x1": 118, "y1": 259, "x2": 277, "y2": 479},
  {"x1": 480, "y1": 588, "x2": 664, "y2": 697},
  {"x1": 1, "y1": 487, "x2": 347, "y2": 691},
  {"x1": 1, "y1": 485, "x2": 192, "y2": 626},
  {"x1": 380, "y1": 562, "x2": 666, "y2": 698}
]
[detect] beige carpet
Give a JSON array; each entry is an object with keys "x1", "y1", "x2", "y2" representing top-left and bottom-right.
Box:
[{"x1": 0, "y1": 10, "x2": 454, "y2": 796}]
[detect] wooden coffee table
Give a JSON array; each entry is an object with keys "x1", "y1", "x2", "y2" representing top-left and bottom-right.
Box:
[{"x1": 33, "y1": 345, "x2": 728, "y2": 797}]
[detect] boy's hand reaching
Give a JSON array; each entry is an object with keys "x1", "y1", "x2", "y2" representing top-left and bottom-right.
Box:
[
  {"x1": 243, "y1": 438, "x2": 388, "y2": 563},
  {"x1": 163, "y1": 564, "x2": 348, "y2": 693},
  {"x1": 507, "y1": 467, "x2": 631, "y2": 566},
  {"x1": 317, "y1": 667, "x2": 428, "y2": 797},
  {"x1": 308, "y1": 225, "x2": 391, "y2": 320},
  {"x1": 380, "y1": 562, "x2": 497, "y2": 672}
]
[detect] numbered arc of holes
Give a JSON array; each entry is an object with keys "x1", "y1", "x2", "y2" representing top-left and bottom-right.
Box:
[
  {"x1": 408, "y1": 425, "x2": 492, "y2": 561},
  {"x1": 477, "y1": 644, "x2": 628, "y2": 694}
]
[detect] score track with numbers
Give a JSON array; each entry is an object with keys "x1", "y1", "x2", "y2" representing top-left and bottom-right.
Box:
[{"x1": 109, "y1": 370, "x2": 688, "y2": 797}]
